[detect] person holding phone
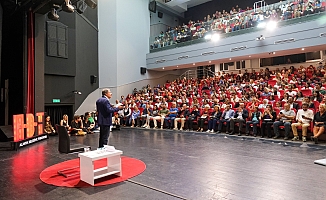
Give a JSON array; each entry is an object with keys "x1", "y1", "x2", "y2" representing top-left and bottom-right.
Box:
[
  {"x1": 273, "y1": 103, "x2": 296, "y2": 140},
  {"x1": 291, "y1": 103, "x2": 314, "y2": 142}
]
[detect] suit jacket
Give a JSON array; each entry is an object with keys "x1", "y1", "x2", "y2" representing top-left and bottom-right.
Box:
[{"x1": 96, "y1": 96, "x2": 119, "y2": 126}]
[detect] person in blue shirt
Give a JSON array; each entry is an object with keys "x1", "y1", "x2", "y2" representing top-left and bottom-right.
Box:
[
  {"x1": 217, "y1": 105, "x2": 235, "y2": 134},
  {"x1": 165, "y1": 102, "x2": 178, "y2": 129}
]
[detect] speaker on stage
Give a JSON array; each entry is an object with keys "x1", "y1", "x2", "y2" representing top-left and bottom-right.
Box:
[
  {"x1": 0, "y1": 125, "x2": 13, "y2": 142},
  {"x1": 158, "y1": 12, "x2": 163, "y2": 18}
]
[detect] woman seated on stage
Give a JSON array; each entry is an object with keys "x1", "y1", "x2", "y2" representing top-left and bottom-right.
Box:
[
  {"x1": 311, "y1": 104, "x2": 326, "y2": 144},
  {"x1": 69, "y1": 115, "x2": 84, "y2": 135},
  {"x1": 44, "y1": 115, "x2": 56, "y2": 136}
]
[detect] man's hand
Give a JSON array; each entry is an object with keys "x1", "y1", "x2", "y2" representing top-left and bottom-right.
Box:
[{"x1": 118, "y1": 105, "x2": 124, "y2": 110}]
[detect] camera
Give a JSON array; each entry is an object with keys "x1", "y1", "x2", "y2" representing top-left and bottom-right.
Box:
[{"x1": 280, "y1": 112, "x2": 283, "y2": 114}]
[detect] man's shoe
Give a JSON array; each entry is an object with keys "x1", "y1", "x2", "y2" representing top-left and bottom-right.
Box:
[
  {"x1": 206, "y1": 130, "x2": 211, "y2": 133},
  {"x1": 292, "y1": 136, "x2": 299, "y2": 141},
  {"x1": 261, "y1": 135, "x2": 264, "y2": 138},
  {"x1": 283, "y1": 137, "x2": 289, "y2": 140},
  {"x1": 302, "y1": 136, "x2": 307, "y2": 142},
  {"x1": 210, "y1": 130, "x2": 214, "y2": 133},
  {"x1": 314, "y1": 137, "x2": 319, "y2": 144},
  {"x1": 216, "y1": 131, "x2": 221, "y2": 134},
  {"x1": 273, "y1": 136, "x2": 280, "y2": 139},
  {"x1": 245, "y1": 133, "x2": 249, "y2": 136},
  {"x1": 253, "y1": 134, "x2": 257, "y2": 137},
  {"x1": 228, "y1": 131, "x2": 233, "y2": 135},
  {"x1": 311, "y1": 136, "x2": 315, "y2": 141},
  {"x1": 226, "y1": 131, "x2": 230, "y2": 134},
  {"x1": 238, "y1": 133, "x2": 241, "y2": 136}
]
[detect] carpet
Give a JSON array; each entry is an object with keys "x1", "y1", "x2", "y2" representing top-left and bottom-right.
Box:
[{"x1": 40, "y1": 156, "x2": 146, "y2": 187}]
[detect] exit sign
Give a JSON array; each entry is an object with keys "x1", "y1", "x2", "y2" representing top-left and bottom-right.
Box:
[{"x1": 52, "y1": 99, "x2": 60, "y2": 103}]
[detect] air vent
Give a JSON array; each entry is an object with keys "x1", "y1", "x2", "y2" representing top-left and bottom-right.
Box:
[
  {"x1": 320, "y1": 33, "x2": 326, "y2": 37},
  {"x1": 178, "y1": 55, "x2": 189, "y2": 60},
  {"x1": 201, "y1": 51, "x2": 215, "y2": 56},
  {"x1": 274, "y1": 38, "x2": 295, "y2": 44},
  {"x1": 155, "y1": 59, "x2": 166, "y2": 64},
  {"x1": 230, "y1": 46, "x2": 247, "y2": 52}
]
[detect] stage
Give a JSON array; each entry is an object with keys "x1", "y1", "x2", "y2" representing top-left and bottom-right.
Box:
[{"x1": 0, "y1": 128, "x2": 326, "y2": 200}]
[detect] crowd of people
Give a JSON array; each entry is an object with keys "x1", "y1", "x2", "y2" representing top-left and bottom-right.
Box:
[
  {"x1": 113, "y1": 61, "x2": 326, "y2": 144},
  {"x1": 151, "y1": 0, "x2": 325, "y2": 49}
]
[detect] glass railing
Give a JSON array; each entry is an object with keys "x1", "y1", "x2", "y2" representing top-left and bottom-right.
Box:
[{"x1": 149, "y1": 0, "x2": 326, "y2": 53}]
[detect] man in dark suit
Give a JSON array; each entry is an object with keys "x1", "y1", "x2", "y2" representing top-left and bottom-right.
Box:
[
  {"x1": 96, "y1": 89, "x2": 124, "y2": 148},
  {"x1": 229, "y1": 103, "x2": 249, "y2": 136}
]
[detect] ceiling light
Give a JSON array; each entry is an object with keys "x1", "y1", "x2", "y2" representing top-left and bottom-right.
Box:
[
  {"x1": 302, "y1": 48, "x2": 305, "y2": 50},
  {"x1": 177, "y1": 66, "x2": 179, "y2": 67},
  {"x1": 204, "y1": 34, "x2": 212, "y2": 40},
  {"x1": 85, "y1": 0, "x2": 97, "y2": 9},
  {"x1": 266, "y1": 21, "x2": 277, "y2": 31},
  {"x1": 249, "y1": 56, "x2": 251, "y2": 57},
  {"x1": 229, "y1": 58, "x2": 232, "y2": 60},
  {"x1": 209, "y1": 61, "x2": 211, "y2": 63},
  {"x1": 211, "y1": 33, "x2": 220, "y2": 42},
  {"x1": 162, "y1": 67, "x2": 164, "y2": 69},
  {"x1": 257, "y1": 22, "x2": 266, "y2": 29},
  {"x1": 193, "y1": 63, "x2": 195, "y2": 65}
]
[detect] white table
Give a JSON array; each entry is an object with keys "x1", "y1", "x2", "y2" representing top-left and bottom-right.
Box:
[{"x1": 78, "y1": 149, "x2": 123, "y2": 186}]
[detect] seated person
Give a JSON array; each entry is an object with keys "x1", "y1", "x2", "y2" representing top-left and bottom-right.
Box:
[
  {"x1": 69, "y1": 115, "x2": 84, "y2": 135},
  {"x1": 111, "y1": 112, "x2": 121, "y2": 131},
  {"x1": 207, "y1": 105, "x2": 222, "y2": 133},
  {"x1": 122, "y1": 102, "x2": 131, "y2": 126},
  {"x1": 153, "y1": 104, "x2": 169, "y2": 129},
  {"x1": 164, "y1": 102, "x2": 178, "y2": 129},
  {"x1": 44, "y1": 115, "x2": 56, "y2": 136},
  {"x1": 130, "y1": 106, "x2": 140, "y2": 127},
  {"x1": 184, "y1": 104, "x2": 200, "y2": 131},
  {"x1": 273, "y1": 103, "x2": 296, "y2": 139},
  {"x1": 230, "y1": 103, "x2": 249, "y2": 136},
  {"x1": 197, "y1": 105, "x2": 210, "y2": 132},
  {"x1": 311, "y1": 104, "x2": 326, "y2": 144},
  {"x1": 261, "y1": 105, "x2": 276, "y2": 138},
  {"x1": 84, "y1": 112, "x2": 95, "y2": 133},
  {"x1": 138, "y1": 103, "x2": 152, "y2": 128},
  {"x1": 174, "y1": 103, "x2": 190, "y2": 131},
  {"x1": 258, "y1": 99, "x2": 269, "y2": 109},
  {"x1": 246, "y1": 106, "x2": 262, "y2": 137},
  {"x1": 291, "y1": 103, "x2": 314, "y2": 142},
  {"x1": 217, "y1": 105, "x2": 235, "y2": 134}
]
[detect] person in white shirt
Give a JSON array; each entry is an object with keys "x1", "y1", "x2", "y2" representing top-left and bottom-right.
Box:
[
  {"x1": 258, "y1": 99, "x2": 269, "y2": 109},
  {"x1": 291, "y1": 103, "x2": 314, "y2": 142}
]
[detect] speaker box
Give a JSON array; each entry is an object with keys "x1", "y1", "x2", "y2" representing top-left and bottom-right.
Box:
[
  {"x1": 90, "y1": 75, "x2": 97, "y2": 84},
  {"x1": 140, "y1": 67, "x2": 147, "y2": 74},
  {"x1": 158, "y1": 12, "x2": 163, "y2": 18},
  {"x1": 0, "y1": 125, "x2": 13, "y2": 142}
]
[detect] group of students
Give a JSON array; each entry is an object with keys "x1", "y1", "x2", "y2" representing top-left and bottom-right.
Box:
[
  {"x1": 43, "y1": 112, "x2": 96, "y2": 136},
  {"x1": 118, "y1": 100, "x2": 326, "y2": 144}
]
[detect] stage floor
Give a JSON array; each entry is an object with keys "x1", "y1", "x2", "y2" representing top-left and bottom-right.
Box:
[{"x1": 1, "y1": 128, "x2": 326, "y2": 200}]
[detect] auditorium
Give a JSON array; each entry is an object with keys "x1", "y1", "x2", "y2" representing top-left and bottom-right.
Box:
[{"x1": 1, "y1": 0, "x2": 326, "y2": 199}]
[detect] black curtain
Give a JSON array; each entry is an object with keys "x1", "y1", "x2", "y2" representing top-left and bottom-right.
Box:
[{"x1": 45, "y1": 105, "x2": 73, "y2": 127}]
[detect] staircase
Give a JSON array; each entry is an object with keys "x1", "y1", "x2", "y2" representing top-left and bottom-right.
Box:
[{"x1": 179, "y1": 68, "x2": 215, "y2": 80}]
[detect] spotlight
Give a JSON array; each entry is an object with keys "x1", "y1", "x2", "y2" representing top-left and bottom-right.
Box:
[
  {"x1": 204, "y1": 34, "x2": 212, "y2": 40},
  {"x1": 257, "y1": 22, "x2": 266, "y2": 29},
  {"x1": 85, "y1": 0, "x2": 97, "y2": 9},
  {"x1": 256, "y1": 35, "x2": 265, "y2": 41},
  {"x1": 47, "y1": 8, "x2": 59, "y2": 21},
  {"x1": 266, "y1": 21, "x2": 277, "y2": 31},
  {"x1": 62, "y1": 0, "x2": 74, "y2": 13},
  {"x1": 211, "y1": 33, "x2": 220, "y2": 42}
]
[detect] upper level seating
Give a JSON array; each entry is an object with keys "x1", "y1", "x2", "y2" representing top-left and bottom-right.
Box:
[{"x1": 150, "y1": 0, "x2": 326, "y2": 52}]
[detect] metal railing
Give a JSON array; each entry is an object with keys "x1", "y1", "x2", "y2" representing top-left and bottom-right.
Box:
[{"x1": 179, "y1": 68, "x2": 215, "y2": 80}]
